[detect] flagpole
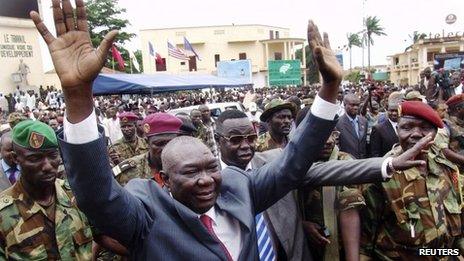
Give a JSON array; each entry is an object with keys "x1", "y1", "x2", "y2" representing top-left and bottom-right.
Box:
[
  {"x1": 130, "y1": 58, "x2": 133, "y2": 74},
  {"x1": 112, "y1": 56, "x2": 115, "y2": 72}
]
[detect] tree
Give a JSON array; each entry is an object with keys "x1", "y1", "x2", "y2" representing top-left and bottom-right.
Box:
[
  {"x1": 344, "y1": 70, "x2": 362, "y2": 83},
  {"x1": 86, "y1": 0, "x2": 139, "y2": 72},
  {"x1": 346, "y1": 33, "x2": 362, "y2": 71},
  {"x1": 365, "y1": 16, "x2": 387, "y2": 74},
  {"x1": 295, "y1": 45, "x2": 320, "y2": 84}
]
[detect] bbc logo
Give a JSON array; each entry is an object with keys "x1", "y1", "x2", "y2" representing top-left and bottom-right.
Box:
[{"x1": 418, "y1": 248, "x2": 460, "y2": 256}]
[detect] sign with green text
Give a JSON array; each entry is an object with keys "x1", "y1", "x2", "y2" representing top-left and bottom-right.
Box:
[{"x1": 268, "y1": 60, "x2": 302, "y2": 86}]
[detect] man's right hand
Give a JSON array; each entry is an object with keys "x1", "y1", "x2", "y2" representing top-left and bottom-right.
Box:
[
  {"x1": 302, "y1": 221, "x2": 331, "y2": 246},
  {"x1": 307, "y1": 21, "x2": 343, "y2": 103},
  {"x1": 30, "y1": 0, "x2": 117, "y2": 122}
]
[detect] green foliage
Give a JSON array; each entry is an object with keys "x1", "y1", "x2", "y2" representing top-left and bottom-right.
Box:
[
  {"x1": 295, "y1": 45, "x2": 320, "y2": 84},
  {"x1": 365, "y1": 16, "x2": 387, "y2": 46},
  {"x1": 347, "y1": 33, "x2": 362, "y2": 48},
  {"x1": 86, "y1": 0, "x2": 141, "y2": 72},
  {"x1": 345, "y1": 70, "x2": 362, "y2": 83}
]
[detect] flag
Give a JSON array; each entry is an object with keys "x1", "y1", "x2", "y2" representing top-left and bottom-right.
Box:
[
  {"x1": 148, "y1": 42, "x2": 155, "y2": 57},
  {"x1": 167, "y1": 41, "x2": 190, "y2": 60},
  {"x1": 111, "y1": 45, "x2": 125, "y2": 71},
  {"x1": 183, "y1": 37, "x2": 201, "y2": 61},
  {"x1": 148, "y1": 41, "x2": 164, "y2": 64},
  {"x1": 128, "y1": 50, "x2": 140, "y2": 72}
]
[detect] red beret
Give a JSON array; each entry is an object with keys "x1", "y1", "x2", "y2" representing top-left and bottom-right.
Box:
[
  {"x1": 399, "y1": 101, "x2": 444, "y2": 128},
  {"x1": 446, "y1": 94, "x2": 464, "y2": 108},
  {"x1": 142, "y1": 113, "x2": 182, "y2": 137},
  {"x1": 118, "y1": 112, "x2": 139, "y2": 123}
]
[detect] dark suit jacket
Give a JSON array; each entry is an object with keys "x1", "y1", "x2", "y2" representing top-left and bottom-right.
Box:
[
  {"x1": 59, "y1": 113, "x2": 384, "y2": 260},
  {"x1": 370, "y1": 120, "x2": 398, "y2": 157},
  {"x1": 336, "y1": 114, "x2": 368, "y2": 159},
  {"x1": 0, "y1": 162, "x2": 12, "y2": 192}
]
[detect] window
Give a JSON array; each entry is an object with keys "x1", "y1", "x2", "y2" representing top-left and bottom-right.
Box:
[
  {"x1": 175, "y1": 31, "x2": 186, "y2": 36},
  {"x1": 394, "y1": 57, "x2": 399, "y2": 65},
  {"x1": 427, "y1": 52, "x2": 435, "y2": 62},
  {"x1": 180, "y1": 62, "x2": 186, "y2": 65},
  {"x1": 275, "y1": 31, "x2": 280, "y2": 39},
  {"x1": 215, "y1": 54, "x2": 220, "y2": 67},
  {"x1": 269, "y1": 30, "x2": 274, "y2": 39},
  {"x1": 214, "y1": 30, "x2": 225, "y2": 35},
  {"x1": 274, "y1": 52, "x2": 282, "y2": 60},
  {"x1": 239, "y1": 53, "x2": 247, "y2": 60}
]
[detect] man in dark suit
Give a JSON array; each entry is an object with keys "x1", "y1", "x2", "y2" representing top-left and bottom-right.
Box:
[
  {"x1": 336, "y1": 94, "x2": 368, "y2": 159},
  {"x1": 370, "y1": 103, "x2": 399, "y2": 157},
  {"x1": 0, "y1": 132, "x2": 19, "y2": 192},
  {"x1": 32, "y1": 2, "x2": 430, "y2": 260}
]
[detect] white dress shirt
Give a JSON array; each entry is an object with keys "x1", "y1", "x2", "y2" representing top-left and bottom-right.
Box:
[
  {"x1": 62, "y1": 94, "x2": 392, "y2": 260},
  {"x1": 102, "y1": 117, "x2": 123, "y2": 144},
  {"x1": 388, "y1": 119, "x2": 398, "y2": 135}
]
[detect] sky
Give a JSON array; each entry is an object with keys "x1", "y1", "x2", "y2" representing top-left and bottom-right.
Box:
[{"x1": 39, "y1": 0, "x2": 464, "y2": 71}]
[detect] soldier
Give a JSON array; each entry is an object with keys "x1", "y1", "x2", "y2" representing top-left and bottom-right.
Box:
[
  {"x1": 113, "y1": 113, "x2": 193, "y2": 186},
  {"x1": 0, "y1": 120, "x2": 92, "y2": 260},
  {"x1": 190, "y1": 109, "x2": 217, "y2": 156},
  {"x1": 198, "y1": 104, "x2": 218, "y2": 157},
  {"x1": 256, "y1": 99, "x2": 296, "y2": 152},
  {"x1": 359, "y1": 101, "x2": 463, "y2": 260},
  {"x1": 108, "y1": 112, "x2": 148, "y2": 165}
]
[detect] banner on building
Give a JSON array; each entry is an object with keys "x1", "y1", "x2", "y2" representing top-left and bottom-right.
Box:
[
  {"x1": 217, "y1": 60, "x2": 252, "y2": 83},
  {"x1": 335, "y1": 54, "x2": 344, "y2": 67},
  {"x1": 433, "y1": 52, "x2": 464, "y2": 70},
  {"x1": 268, "y1": 60, "x2": 302, "y2": 86},
  {"x1": 0, "y1": 0, "x2": 39, "y2": 19}
]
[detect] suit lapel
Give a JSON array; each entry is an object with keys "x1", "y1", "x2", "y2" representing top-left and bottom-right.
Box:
[
  {"x1": 216, "y1": 190, "x2": 252, "y2": 232},
  {"x1": 171, "y1": 197, "x2": 226, "y2": 260}
]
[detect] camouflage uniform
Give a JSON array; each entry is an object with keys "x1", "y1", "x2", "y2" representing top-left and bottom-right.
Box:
[
  {"x1": 447, "y1": 116, "x2": 464, "y2": 155},
  {"x1": 109, "y1": 136, "x2": 148, "y2": 163},
  {"x1": 256, "y1": 132, "x2": 288, "y2": 152},
  {"x1": 194, "y1": 123, "x2": 217, "y2": 157},
  {"x1": 360, "y1": 145, "x2": 464, "y2": 260},
  {"x1": 299, "y1": 146, "x2": 365, "y2": 260},
  {"x1": 0, "y1": 179, "x2": 92, "y2": 260},
  {"x1": 112, "y1": 152, "x2": 154, "y2": 187}
]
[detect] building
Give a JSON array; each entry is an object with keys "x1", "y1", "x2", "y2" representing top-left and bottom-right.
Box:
[
  {"x1": 140, "y1": 24, "x2": 306, "y2": 87},
  {"x1": 0, "y1": 0, "x2": 45, "y2": 94},
  {"x1": 388, "y1": 36, "x2": 464, "y2": 86}
]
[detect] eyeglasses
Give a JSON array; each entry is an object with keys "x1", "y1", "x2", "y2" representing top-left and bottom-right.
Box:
[{"x1": 217, "y1": 133, "x2": 258, "y2": 145}]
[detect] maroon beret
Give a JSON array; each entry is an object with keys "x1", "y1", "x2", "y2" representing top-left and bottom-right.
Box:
[
  {"x1": 142, "y1": 113, "x2": 183, "y2": 137},
  {"x1": 118, "y1": 112, "x2": 139, "y2": 123},
  {"x1": 399, "y1": 101, "x2": 444, "y2": 128},
  {"x1": 446, "y1": 94, "x2": 464, "y2": 108}
]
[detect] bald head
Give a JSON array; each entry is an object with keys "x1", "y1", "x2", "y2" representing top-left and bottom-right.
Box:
[{"x1": 161, "y1": 136, "x2": 212, "y2": 174}]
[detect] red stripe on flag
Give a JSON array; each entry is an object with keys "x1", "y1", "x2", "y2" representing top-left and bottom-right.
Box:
[{"x1": 111, "y1": 45, "x2": 125, "y2": 71}]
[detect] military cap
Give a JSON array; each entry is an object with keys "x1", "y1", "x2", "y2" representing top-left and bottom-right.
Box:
[
  {"x1": 399, "y1": 101, "x2": 444, "y2": 128},
  {"x1": 12, "y1": 120, "x2": 58, "y2": 149},
  {"x1": 118, "y1": 111, "x2": 139, "y2": 123},
  {"x1": 7, "y1": 112, "x2": 26, "y2": 124},
  {"x1": 260, "y1": 99, "x2": 296, "y2": 122},
  {"x1": 445, "y1": 94, "x2": 464, "y2": 108},
  {"x1": 404, "y1": 91, "x2": 425, "y2": 101},
  {"x1": 142, "y1": 113, "x2": 183, "y2": 137}
]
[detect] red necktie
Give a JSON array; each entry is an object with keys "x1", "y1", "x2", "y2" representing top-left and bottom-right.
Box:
[{"x1": 200, "y1": 214, "x2": 233, "y2": 261}]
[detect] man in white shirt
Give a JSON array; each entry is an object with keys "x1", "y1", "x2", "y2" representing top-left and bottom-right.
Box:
[
  {"x1": 30, "y1": 3, "x2": 431, "y2": 259},
  {"x1": 102, "y1": 106, "x2": 123, "y2": 144}
]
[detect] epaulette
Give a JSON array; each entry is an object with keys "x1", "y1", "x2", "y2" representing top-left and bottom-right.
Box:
[
  {"x1": 112, "y1": 160, "x2": 137, "y2": 177},
  {"x1": 0, "y1": 195, "x2": 14, "y2": 211}
]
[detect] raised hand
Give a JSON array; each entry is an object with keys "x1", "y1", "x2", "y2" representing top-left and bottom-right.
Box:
[
  {"x1": 307, "y1": 20, "x2": 343, "y2": 103},
  {"x1": 30, "y1": 0, "x2": 117, "y2": 90},
  {"x1": 391, "y1": 133, "x2": 434, "y2": 171}
]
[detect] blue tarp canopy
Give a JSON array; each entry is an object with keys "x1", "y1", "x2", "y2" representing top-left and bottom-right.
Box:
[{"x1": 92, "y1": 73, "x2": 253, "y2": 95}]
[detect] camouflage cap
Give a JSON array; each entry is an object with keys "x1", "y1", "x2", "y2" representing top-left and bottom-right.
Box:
[
  {"x1": 7, "y1": 112, "x2": 26, "y2": 124},
  {"x1": 12, "y1": 120, "x2": 58, "y2": 149},
  {"x1": 260, "y1": 99, "x2": 296, "y2": 122},
  {"x1": 404, "y1": 91, "x2": 425, "y2": 101}
]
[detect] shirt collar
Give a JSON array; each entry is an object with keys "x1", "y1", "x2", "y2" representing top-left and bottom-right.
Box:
[
  {"x1": 0, "y1": 159, "x2": 19, "y2": 173},
  {"x1": 219, "y1": 157, "x2": 252, "y2": 171},
  {"x1": 347, "y1": 114, "x2": 358, "y2": 122},
  {"x1": 388, "y1": 118, "x2": 397, "y2": 127},
  {"x1": 199, "y1": 205, "x2": 218, "y2": 224}
]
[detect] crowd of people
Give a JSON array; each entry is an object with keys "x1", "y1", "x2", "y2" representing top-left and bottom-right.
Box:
[{"x1": 0, "y1": 1, "x2": 463, "y2": 260}]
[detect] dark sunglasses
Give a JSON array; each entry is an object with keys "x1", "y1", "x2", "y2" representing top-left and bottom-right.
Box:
[{"x1": 217, "y1": 133, "x2": 258, "y2": 145}]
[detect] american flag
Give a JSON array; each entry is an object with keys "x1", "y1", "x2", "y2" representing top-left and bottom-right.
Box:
[{"x1": 167, "y1": 42, "x2": 190, "y2": 60}]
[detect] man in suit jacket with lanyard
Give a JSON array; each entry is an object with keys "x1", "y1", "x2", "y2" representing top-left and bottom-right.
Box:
[
  {"x1": 30, "y1": 1, "x2": 432, "y2": 259},
  {"x1": 0, "y1": 132, "x2": 20, "y2": 192},
  {"x1": 370, "y1": 102, "x2": 399, "y2": 157},
  {"x1": 336, "y1": 94, "x2": 368, "y2": 159}
]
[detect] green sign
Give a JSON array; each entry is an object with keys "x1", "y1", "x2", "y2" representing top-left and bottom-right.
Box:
[{"x1": 268, "y1": 60, "x2": 302, "y2": 86}]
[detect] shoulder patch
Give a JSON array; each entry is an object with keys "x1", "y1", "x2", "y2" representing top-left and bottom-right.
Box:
[
  {"x1": 0, "y1": 195, "x2": 14, "y2": 211},
  {"x1": 113, "y1": 160, "x2": 137, "y2": 177}
]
